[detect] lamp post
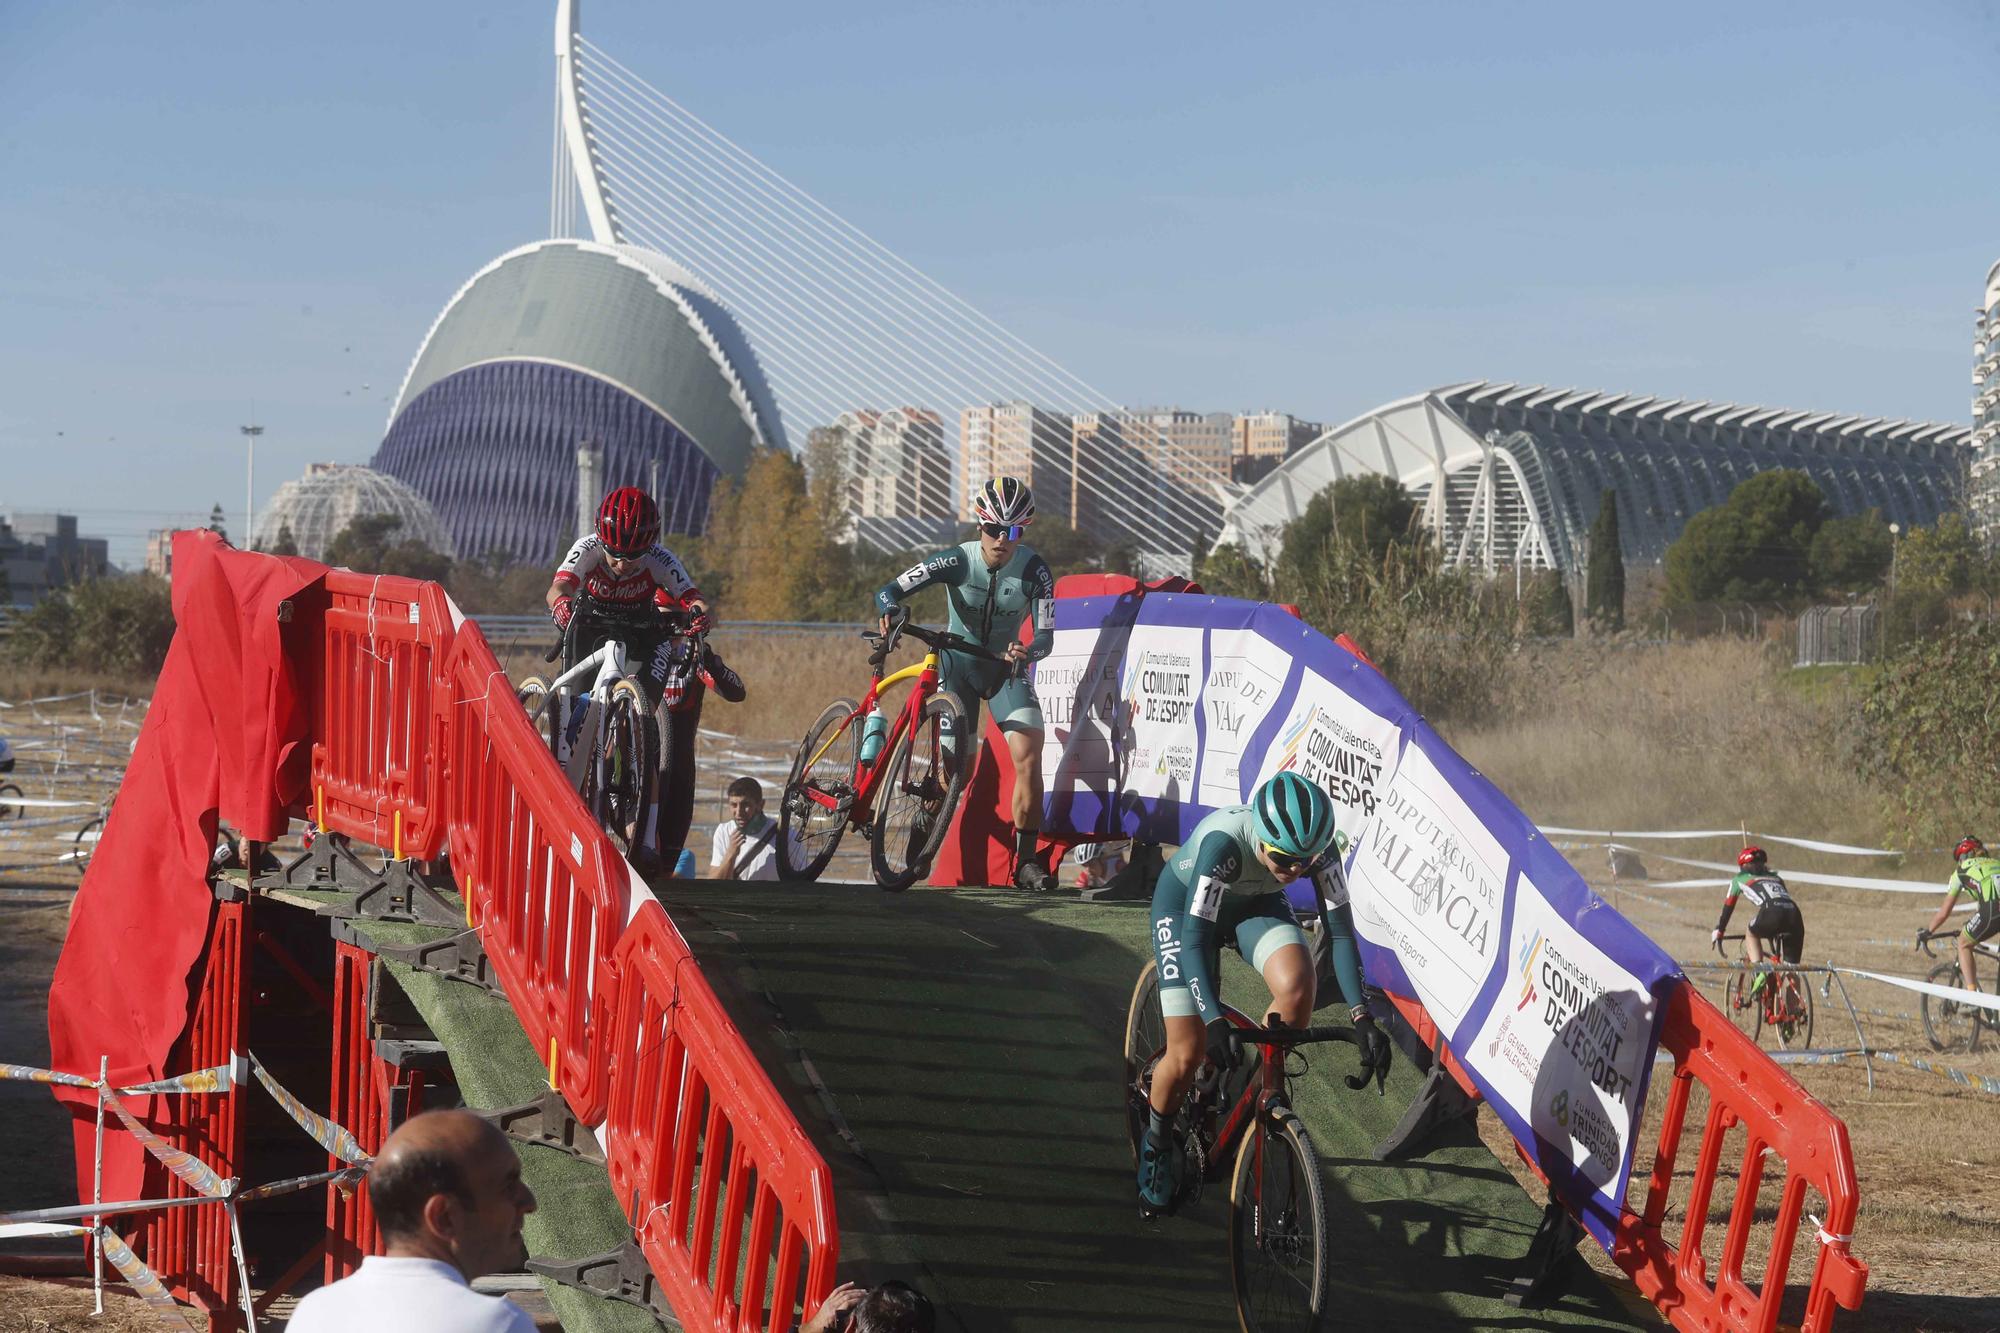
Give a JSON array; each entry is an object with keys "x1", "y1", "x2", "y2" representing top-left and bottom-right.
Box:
[{"x1": 240, "y1": 425, "x2": 264, "y2": 547}]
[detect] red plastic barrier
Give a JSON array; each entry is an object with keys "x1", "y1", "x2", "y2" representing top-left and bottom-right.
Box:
[
  {"x1": 139, "y1": 898, "x2": 247, "y2": 1327},
  {"x1": 438, "y1": 623, "x2": 627, "y2": 1128},
  {"x1": 1613, "y1": 983, "x2": 1867, "y2": 1332},
  {"x1": 606, "y1": 901, "x2": 838, "y2": 1333},
  {"x1": 310, "y1": 573, "x2": 454, "y2": 862}
]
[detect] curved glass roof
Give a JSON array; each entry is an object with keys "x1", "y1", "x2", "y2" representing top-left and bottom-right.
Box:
[{"x1": 252, "y1": 463, "x2": 457, "y2": 560}]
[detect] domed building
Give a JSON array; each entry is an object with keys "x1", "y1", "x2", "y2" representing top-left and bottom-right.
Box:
[
  {"x1": 252, "y1": 463, "x2": 456, "y2": 561},
  {"x1": 371, "y1": 239, "x2": 784, "y2": 567}
]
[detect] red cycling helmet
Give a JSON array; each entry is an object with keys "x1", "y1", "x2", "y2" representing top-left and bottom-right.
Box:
[
  {"x1": 1736, "y1": 846, "x2": 1766, "y2": 870},
  {"x1": 1956, "y1": 836, "x2": 1985, "y2": 861},
  {"x1": 597, "y1": 486, "x2": 660, "y2": 556}
]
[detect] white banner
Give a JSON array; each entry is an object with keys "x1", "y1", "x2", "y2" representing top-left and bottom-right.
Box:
[
  {"x1": 1259, "y1": 665, "x2": 1398, "y2": 833},
  {"x1": 1116, "y1": 625, "x2": 1202, "y2": 803},
  {"x1": 1036, "y1": 623, "x2": 1120, "y2": 792},
  {"x1": 1195, "y1": 628, "x2": 1293, "y2": 808},
  {"x1": 1470, "y1": 881, "x2": 1656, "y2": 1191},
  {"x1": 1348, "y1": 741, "x2": 1507, "y2": 1035}
]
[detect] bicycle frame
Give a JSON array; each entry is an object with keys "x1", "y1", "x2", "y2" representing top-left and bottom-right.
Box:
[
  {"x1": 797, "y1": 643, "x2": 944, "y2": 828},
  {"x1": 538, "y1": 637, "x2": 640, "y2": 797}
]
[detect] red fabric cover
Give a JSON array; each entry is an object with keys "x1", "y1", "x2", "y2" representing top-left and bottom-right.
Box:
[
  {"x1": 929, "y1": 573, "x2": 1201, "y2": 886},
  {"x1": 47, "y1": 530, "x2": 324, "y2": 1203}
]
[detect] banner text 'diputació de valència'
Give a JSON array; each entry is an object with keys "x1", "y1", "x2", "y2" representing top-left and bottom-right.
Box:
[{"x1": 1035, "y1": 592, "x2": 1680, "y2": 1246}]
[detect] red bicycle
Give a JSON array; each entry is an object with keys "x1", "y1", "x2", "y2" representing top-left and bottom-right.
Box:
[{"x1": 777, "y1": 620, "x2": 1009, "y2": 891}]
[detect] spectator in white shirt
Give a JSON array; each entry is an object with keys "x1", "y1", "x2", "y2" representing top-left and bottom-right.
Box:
[
  {"x1": 287, "y1": 1110, "x2": 538, "y2": 1332},
  {"x1": 708, "y1": 777, "x2": 798, "y2": 880}
]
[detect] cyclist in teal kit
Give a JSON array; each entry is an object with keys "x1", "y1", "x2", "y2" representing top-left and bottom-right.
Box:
[
  {"x1": 1136, "y1": 771, "x2": 1391, "y2": 1210},
  {"x1": 873, "y1": 476, "x2": 1059, "y2": 891}
]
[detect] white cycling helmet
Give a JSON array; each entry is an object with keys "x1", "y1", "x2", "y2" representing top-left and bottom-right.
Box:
[{"x1": 971, "y1": 476, "x2": 1035, "y2": 529}]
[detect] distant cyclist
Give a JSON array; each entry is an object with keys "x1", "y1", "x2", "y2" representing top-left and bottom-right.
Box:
[
  {"x1": 1921, "y1": 836, "x2": 2000, "y2": 993},
  {"x1": 1710, "y1": 846, "x2": 1803, "y2": 1003},
  {"x1": 1136, "y1": 771, "x2": 1389, "y2": 1211},
  {"x1": 872, "y1": 476, "x2": 1059, "y2": 892},
  {"x1": 545, "y1": 486, "x2": 743, "y2": 873}
]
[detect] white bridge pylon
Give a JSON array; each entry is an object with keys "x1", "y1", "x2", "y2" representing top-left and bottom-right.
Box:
[{"x1": 550, "y1": 1, "x2": 1224, "y2": 563}]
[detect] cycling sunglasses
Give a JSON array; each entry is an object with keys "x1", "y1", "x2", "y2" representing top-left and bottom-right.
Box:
[
  {"x1": 604, "y1": 546, "x2": 649, "y2": 562},
  {"x1": 979, "y1": 522, "x2": 1025, "y2": 541},
  {"x1": 1260, "y1": 841, "x2": 1319, "y2": 874}
]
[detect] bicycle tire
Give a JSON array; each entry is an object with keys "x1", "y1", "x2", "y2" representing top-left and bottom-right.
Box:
[
  {"x1": 1769, "y1": 969, "x2": 1813, "y2": 1050},
  {"x1": 1922, "y1": 960, "x2": 1980, "y2": 1053},
  {"x1": 1724, "y1": 970, "x2": 1757, "y2": 1038},
  {"x1": 514, "y1": 675, "x2": 560, "y2": 759},
  {"x1": 780, "y1": 699, "x2": 858, "y2": 882},
  {"x1": 1123, "y1": 960, "x2": 1165, "y2": 1165},
  {"x1": 869, "y1": 692, "x2": 968, "y2": 892},
  {"x1": 1229, "y1": 1106, "x2": 1332, "y2": 1332},
  {"x1": 74, "y1": 816, "x2": 104, "y2": 877},
  {"x1": 0, "y1": 783, "x2": 21, "y2": 820},
  {"x1": 596, "y1": 679, "x2": 657, "y2": 858}
]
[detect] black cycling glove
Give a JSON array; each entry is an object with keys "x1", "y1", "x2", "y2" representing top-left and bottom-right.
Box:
[
  {"x1": 1346, "y1": 1011, "x2": 1391, "y2": 1095},
  {"x1": 1203, "y1": 1017, "x2": 1238, "y2": 1075}
]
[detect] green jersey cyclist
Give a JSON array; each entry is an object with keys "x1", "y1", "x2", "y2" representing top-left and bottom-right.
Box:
[
  {"x1": 872, "y1": 476, "x2": 1060, "y2": 892},
  {"x1": 1137, "y1": 771, "x2": 1391, "y2": 1211},
  {"x1": 1922, "y1": 836, "x2": 2000, "y2": 993}
]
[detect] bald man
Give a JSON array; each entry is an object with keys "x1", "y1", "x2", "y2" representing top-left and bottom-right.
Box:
[{"x1": 288, "y1": 1109, "x2": 538, "y2": 1332}]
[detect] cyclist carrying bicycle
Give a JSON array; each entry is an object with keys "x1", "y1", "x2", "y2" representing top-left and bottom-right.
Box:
[
  {"x1": 1921, "y1": 836, "x2": 2000, "y2": 993},
  {"x1": 871, "y1": 476, "x2": 1060, "y2": 892},
  {"x1": 1710, "y1": 846, "x2": 1803, "y2": 1000},
  {"x1": 545, "y1": 486, "x2": 744, "y2": 873},
  {"x1": 1137, "y1": 771, "x2": 1390, "y2": 1211}
]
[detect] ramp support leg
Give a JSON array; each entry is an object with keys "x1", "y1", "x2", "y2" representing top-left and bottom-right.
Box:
[
  {"x1": 1373, "y1": 1030, "x2": 1478, "y2": 1161},
  {"x1": 1503, "y1": 1190, "x2": 1584, "y2": 1309}
]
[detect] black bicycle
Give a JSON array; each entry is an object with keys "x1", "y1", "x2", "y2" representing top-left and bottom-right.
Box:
[
  {"x1": 1122, "y1": 959, "x2": 1371, "y2": 1331},
  {"x1": 1917, "y1": 927, "x2": 2000, "y2": 1053}
]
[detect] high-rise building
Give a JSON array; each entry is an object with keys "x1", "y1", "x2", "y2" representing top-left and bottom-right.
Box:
[
  {"x1": 1068, "y1": 409, "x2": 1231, "y2": 537},
  {"x1": 1, "y1": 513, "x2": 109, "y2": 603},
  {"x1": 1233, "y1": 411, "x2": 1325, "y2": 461},
  {"x1": 812, "y1": 409, "x2": 956, "y2": 551},
  {"x1": 1972, "y1": 259, "x2": 2000, "y2": 549},
  {"x1": 959, "y1": 403, "x2": 1072, "y2": 522}
]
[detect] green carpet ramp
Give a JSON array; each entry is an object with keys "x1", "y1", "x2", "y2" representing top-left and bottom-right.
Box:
[{"x1": 658, "y1": 882, "x2": 1664, "y2": 1333}]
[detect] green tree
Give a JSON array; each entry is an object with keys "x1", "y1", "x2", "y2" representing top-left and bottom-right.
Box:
[
  {"x1": 1280, "y1": 474, "x2": 1417, "y2": 577},
  {"x1": 207, "y1": 504, "x2": 228, "y2": 541},
  {"x1": 1195, "y1": 543, "x2": 1272, "y2": 601},
  {"x1": 704, "y1": 449, "x2": 832, "y2": 619},
  {"x1": 1663, "y1": 469, "x2": 1829, "y2": 605},
  {"x1": 267, "y1": 522, "x2": 300, "y2": 558},
  {"x1": 324, "y1": 513, "x2": 451, "y2": 582},
  {"x1": 1585, "y1": 490, "x2": 1625, "y2": 631},
  {"x1": 9, "y1": 574, "x2": 175, "y2": 675},
  {"x1": 1807, "y1": 511, "x2": 1891, "y2": 593},
  {"x1": 1896, "y1": 514, "x2": 1979, "y2": 599},
  {"x1": 1523, "y1": 570, "x2": 1574, "y2": 637},
  {"x1": 1862, "y1": 618, "x2": 2000, "y2": 843}
]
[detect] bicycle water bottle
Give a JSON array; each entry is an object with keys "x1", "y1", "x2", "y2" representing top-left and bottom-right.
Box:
[{"x1": 859, "y1": 709, "x2": 887, "y2": 764}]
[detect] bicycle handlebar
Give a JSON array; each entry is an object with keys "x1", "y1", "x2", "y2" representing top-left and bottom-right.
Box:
[
  {"x1": 1224, "y1": 1024, "x2": 1358, "y2": 1051},
  {"x1": 545, "y1": 592, "x2": 705, "y2": 664},
  {"x1": 863, "y1": 617, "x2": 1014, "y2": 671}
]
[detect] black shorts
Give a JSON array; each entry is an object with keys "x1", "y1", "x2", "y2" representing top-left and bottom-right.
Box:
[
  {"x1": 1748, "y1": 900, "x2": 1804, "y2": 964},
  {"x1": 1964, "y1": 899, "x2": 2000, "y2": 945}
]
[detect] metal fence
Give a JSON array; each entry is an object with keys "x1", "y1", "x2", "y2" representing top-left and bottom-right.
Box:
[
  {"x1": 1796, "y1": 604, "x2": 1878, "y2": 667},
  {"x1": 468, "y1": 614, "x2": 871, "y2": 653}
]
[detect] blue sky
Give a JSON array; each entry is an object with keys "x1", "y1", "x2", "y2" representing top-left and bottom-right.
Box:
[{"x1": 2, "y1": 0, "x2": 1995, "y2": 564}]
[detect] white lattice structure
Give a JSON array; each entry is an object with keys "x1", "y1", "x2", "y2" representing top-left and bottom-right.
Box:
[
  {"x1": 1217, "y1": 382, "x2": 1972, "y2": 573},
  {"x1": 548, "y1": 0, "x2": 1221, "y2": 565},
  {"x1": 1970, "y1": 259, "x2": 2000, "y2": 550},
  {"x1": 252, "y1": 464, "x2": 456, "y2": 561}
]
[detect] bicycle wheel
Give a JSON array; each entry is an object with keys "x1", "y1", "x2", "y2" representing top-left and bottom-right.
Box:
[
  {"x1": 0, "y1": 783, "x2": 21, "y2": 820},
  {"x1": 1229, "y1": 1106, "x2": 1332, "y2": 1331},
  {"x1": 1724, "y1": 970, "x2": 1758, "y2": 1037},
  {"x1": 779, "y1": 699, "x2": 858, "y2": 882},
  {"x1": 869, "y1": 692, "x2": 968, "y2": 892},
  {"x1": 74, "y1": 816, "x2": 104, "y2": 876},
  {"x1": 593, "y1": 680, "x2": 657, "y2": 858},
  {"x1": 1922, "y1": 960, "x2": 1980, "y2": 1053},
  {"x1": 1124, "y1": 961, "x2": 1165, "y2": 1164},
  {"x1": 1768, "y1": 970, "x2": 1813, "y2": 1050},
  {"x1": 514, "y1": 675, "x2": 561, "y2": 758}
]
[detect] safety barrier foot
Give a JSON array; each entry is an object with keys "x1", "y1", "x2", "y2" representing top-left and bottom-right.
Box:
[
  {"x1": 330, "y1": 917, "x2": 507, "y2": 999},
  {"x1": 1374, "y1": 1036, "x2": 1479, "y2": 1160},
  {"x1": 1503, "y1": 1190, "x2": 1584, "y2": 1309},
  {"x1": 474, "y1": 1086, "x2": 607, "y2": 1165},
  {"x1": 526, "y1": 1239, "x2": 679, "y2": 1327},
  {"x1": 265, "y1": 833, "x2": 464, "y2": 926}
]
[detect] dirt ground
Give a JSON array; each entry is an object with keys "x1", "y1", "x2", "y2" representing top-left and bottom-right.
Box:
[{"x1": 6, "y1": 683, "x2": 2000, "y2": 1330}]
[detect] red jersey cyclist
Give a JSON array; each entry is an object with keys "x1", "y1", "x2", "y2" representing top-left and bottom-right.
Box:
[{"x1": 545, "y1": 487, "x2": 742, "y2": 874}]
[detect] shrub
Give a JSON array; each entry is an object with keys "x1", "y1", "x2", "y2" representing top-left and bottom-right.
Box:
[
  {"x1": 9, "y1": 574, "x2": 176, "y2": 677},
  {"x1": 1860, "y1": 619, "x2": 2000, "y2": 843}
]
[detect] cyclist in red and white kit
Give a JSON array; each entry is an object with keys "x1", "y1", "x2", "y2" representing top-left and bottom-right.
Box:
[{"x1": 545, "y1": 487, "x2": 744, "y2": 874}]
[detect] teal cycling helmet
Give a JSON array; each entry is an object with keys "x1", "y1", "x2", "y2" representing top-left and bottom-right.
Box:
[{"x1": 1253, "y1": 771, "x2": 1337, "y2": 862}]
